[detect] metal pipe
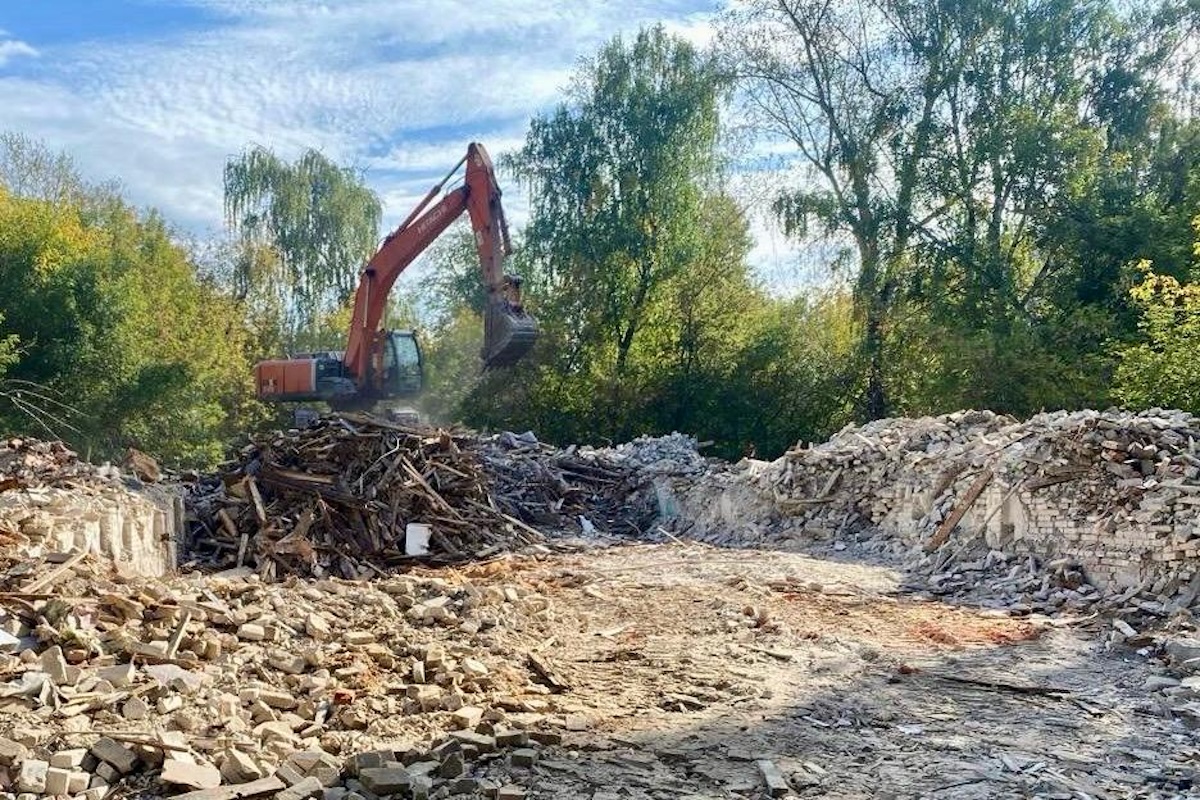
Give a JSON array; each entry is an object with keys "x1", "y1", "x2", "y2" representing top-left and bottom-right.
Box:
[{"x1": 396, "y1": 153, "x2": 469, "y2": 232}]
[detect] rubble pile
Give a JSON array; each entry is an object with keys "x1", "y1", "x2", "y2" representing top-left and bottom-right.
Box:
[
  {"x1": 0, "y1": 440, "x2": 179, "y2": 578},
  {"x1": 0, "y1": 439, "x2": 101, "y2": 489},
  {"x1": 674, "y1": 409, "x2": 1200, "y2": 618},
  {"x1": 583, "y1": 432, "x2": 710, "y2": 477},
  {"x1": 469, "y1": 432, "x2": 661, "y2": 539},
  {"x1": 186, "y1": 415, "x2": 664, "y2": 580},
  {"x1": 0, "y1": 439, "x2": 165, "y2": 490},
  {"x1": 0, "y1": 550, "x2": 580, "y2": 800}
]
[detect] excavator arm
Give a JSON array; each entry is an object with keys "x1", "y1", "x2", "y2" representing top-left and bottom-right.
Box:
[
  {"x1": 252, "y1": 142, "x2": 537, "y2": 408},
  {"x1": 344, "y1": 142, "x2": 531, "y2": 383}
]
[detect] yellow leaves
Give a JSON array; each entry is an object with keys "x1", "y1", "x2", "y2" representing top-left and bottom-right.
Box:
[
  {"x1": 0, "y1": 191, "x2": 97, "y2": 277},
  {"x1": 1127, "y1": 265, "x2": 1200, "y2": 313},
  {"x1": 1115, "y1": 241, "x2": 1200, "y2": 414}
]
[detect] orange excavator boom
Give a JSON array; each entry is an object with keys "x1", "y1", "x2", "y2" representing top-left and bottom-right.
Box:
[{"x1": 253, "y1": 142, "x2": 537, "y2": 408}]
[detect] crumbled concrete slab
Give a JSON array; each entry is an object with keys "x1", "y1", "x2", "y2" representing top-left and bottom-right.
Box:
[{"x1": 163, "y1": 760, "x2": 222, "y2": 789}]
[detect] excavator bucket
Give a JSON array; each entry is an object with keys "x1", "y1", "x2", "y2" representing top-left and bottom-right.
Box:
[{"x1": 483, "y1": 298, "x2": 538, "y2": 368}]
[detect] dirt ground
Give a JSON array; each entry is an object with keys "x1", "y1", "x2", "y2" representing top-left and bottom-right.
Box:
[{"x1": 447, "y1": 542, "x2": 1200, "y2": 799}]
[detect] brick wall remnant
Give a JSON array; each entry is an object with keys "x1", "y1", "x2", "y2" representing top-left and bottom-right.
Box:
[{"x1": 676, "y1": 409, "x2": 1200, "y2": 594}]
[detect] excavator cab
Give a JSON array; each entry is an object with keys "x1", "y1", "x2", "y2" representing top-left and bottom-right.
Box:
[
  {"x1": 379, "y1": 330, "x2": 423, "y2": 398},
  {"x1": 481, "y1": 276, "x2": 539, "y2": 368}
]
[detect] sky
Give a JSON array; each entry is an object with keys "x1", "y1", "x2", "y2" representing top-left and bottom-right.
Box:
[{"x1": 0, "y1": 0, "x2": 808, "y2": 288}]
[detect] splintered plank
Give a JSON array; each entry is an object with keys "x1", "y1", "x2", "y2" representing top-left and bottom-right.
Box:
[
  {"x1": 925, "y1": 469, "x2": 993, "y2": 552},
  {"x1": 246, "y1": 477, "x2": 268, "y2": 524},
  {"x1": 21, "y1": 549, "x2": 88, "y2": 594},
  {"x1": 259, "y1": 468, "x2": 357, "y2": 504}
]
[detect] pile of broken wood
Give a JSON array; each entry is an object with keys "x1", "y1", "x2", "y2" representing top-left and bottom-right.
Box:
[
  {"x1": 472, "y1": 432, "x2": 658, "y2": 538},
  {"x1": 184, "y1": 415, "x2": 657, "y2": 579}
]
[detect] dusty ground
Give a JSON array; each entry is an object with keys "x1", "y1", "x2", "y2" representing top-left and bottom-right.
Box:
[
  {"x1": 5, "y1": 538, "x2": 1194, "y2": 799},
  {"x1": 450, "y1": 542, "x2": 1200, "y2": 799}
]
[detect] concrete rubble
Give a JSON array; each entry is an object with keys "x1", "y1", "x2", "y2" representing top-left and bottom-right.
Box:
[
  {"x1": 0, "y1": 439, "x2": 181, "y2": 578},
  {"x1": 10, "y1": 412, "x2": 1200, "y2": 797},
  {"x1": 668, "y1": 408, "x2": 1200, "y2": 721},
  {"x1": 580, "y1": 432, "x2": 710, "y2": 477},
  {"x1": 674, "y1": 409, "x2": 1200, "y2": 595},
  {"x1": 0, "y1": 547, "x2": 598, "y2": 800}
]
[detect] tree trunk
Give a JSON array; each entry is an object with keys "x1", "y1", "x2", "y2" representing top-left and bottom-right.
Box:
[
  {"x1": 864, "y1": 301, "x2": 888, "y2": 420},
  {"x1": 615, "y1": 321, "x2": 637, "y2": 376},
  {"x1": 615, "y1": 269, "x2": 653, "y2": 377},
  {"x1": 855, "y1": 236, "x2": 889, "y2": 421}
]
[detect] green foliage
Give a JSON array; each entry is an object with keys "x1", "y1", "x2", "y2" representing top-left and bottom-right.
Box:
[
  {"x1": 410, "y1": 27, "x2": 856, "y2": 458},
  {"x1": 709, "y1": 291, "x2": 857, "y2": 458},
  {"x1": 0, "y1": 314, "x2": 15, "y2": 380},
  {"x1": 464, "y1": 27, "x2": 798, "y2": 455},
  {"x1": 0, "y1": 135, "x2": 261, "y2": 467},
  {"x1": 509, "y1": 25, "x2": 725, "y2": 377},
  {"x1": 724, "y1": 0, "x2": 1198, "y2": 421},
  {"x1": 1114, "y1": 262, "x2": 1200, "y2": 413},
  {"x1": 890, "y1": 303, "x2": 1117, "y2": 417},
  {"x1": 224, "y1": 146, "x2": 381, "y2": 350},
  {"x1": 421, "y1": 226, "x2": 491, "y2": 322}
]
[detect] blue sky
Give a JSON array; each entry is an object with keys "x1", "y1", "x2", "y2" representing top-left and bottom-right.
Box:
[{"x1": 0, "y1": 0, "x2": 806, "y2": 286}]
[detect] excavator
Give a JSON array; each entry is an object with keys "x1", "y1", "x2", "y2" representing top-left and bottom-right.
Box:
[{"x1": 252, "y1": 143, "x2": 538, "y2": 412}]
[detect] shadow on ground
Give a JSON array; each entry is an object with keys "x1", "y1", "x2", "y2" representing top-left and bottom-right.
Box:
[{"x1": 465, "y1": 542, "x2": 1198, "y2": 800}]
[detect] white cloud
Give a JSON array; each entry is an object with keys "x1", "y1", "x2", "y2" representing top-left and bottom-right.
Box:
[
  {"x1": 659, "y1": 13, "x2": 717, "y2": 48},
  {"x1": 2, "y1": 1, "x2": 708, "y2": 221},
  {"x1": 0, "y1": 0, "x2": 808, "y2": 285},
  {"x1": 0, "y1": 33, "x2": 37, "y2": 67},
  {"x1": 363, "y1": 135, "x2": 526, "y2": 178}
]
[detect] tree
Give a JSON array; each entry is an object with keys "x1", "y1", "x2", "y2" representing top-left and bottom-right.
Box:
[
  {"x1": 721, "y1": 0, "x2": 1195, "y2": 419},
  {"x1": 722, "y1": 290, "x2": 858, "y2": 456},
  {"x1": 911, "y1": 1, "x2": 1196, "y2": 416},
  {"x1": 637, "y1": 193, "x2": 759, "y2": 436},
  {"x1": 0, "y1": 136, "x2": 261, "y2": 466},
  {"x1": 1114, "y1": 258, "x2": 1200, "y2": 414},
  {"x1": 0, "y1": 131, "x2": 108, "y2": 205},
  {"x1": 723, "y1": 0, "x2": 953, "y2": 418},
  {"x1": 224, "y1": 147, "x2": 381, "y2": 350},
  {"x1": 509, "y1": 25, "x2": 725, "y2": 381},
  {"x1": 0, "y1": 314, "x2": 27, "y2": 428}
]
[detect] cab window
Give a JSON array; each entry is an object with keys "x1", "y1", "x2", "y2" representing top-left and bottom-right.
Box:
[{"x1": 392, "y1": 333, "x2": 420, "y2": 369}]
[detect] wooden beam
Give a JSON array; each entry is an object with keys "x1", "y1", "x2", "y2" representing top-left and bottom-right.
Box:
[{"x1": 925, "y1": 469, "x2": 993, "y2": 552}]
